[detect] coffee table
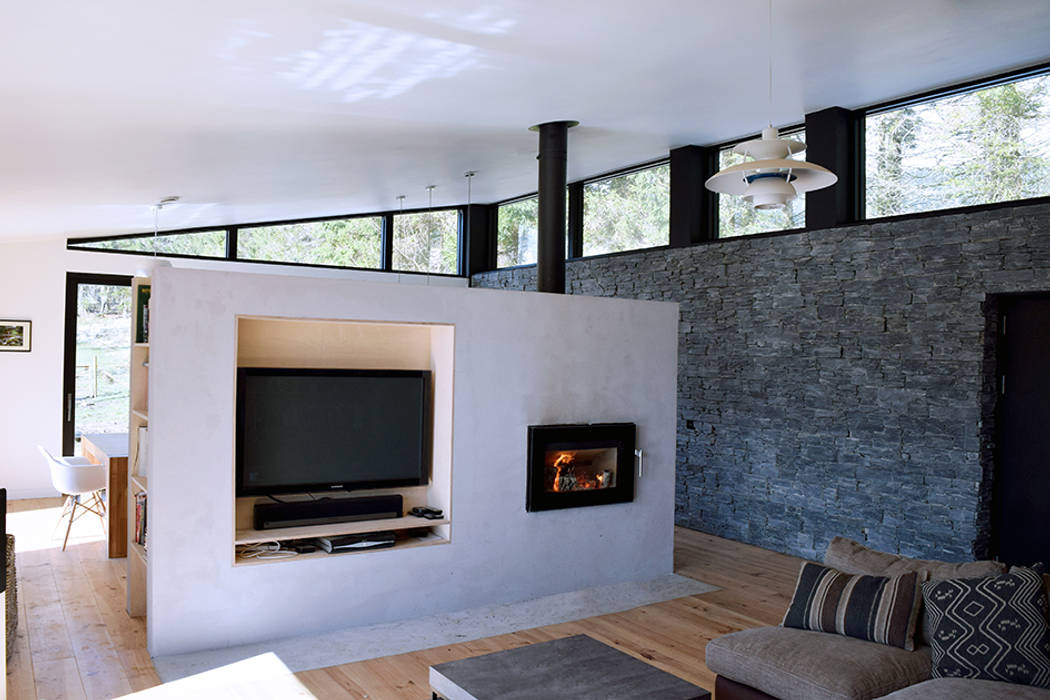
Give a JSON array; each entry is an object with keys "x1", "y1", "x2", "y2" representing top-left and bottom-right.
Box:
[{"x1": 429, "y1": 634, "x2": 710, "y2": 699}]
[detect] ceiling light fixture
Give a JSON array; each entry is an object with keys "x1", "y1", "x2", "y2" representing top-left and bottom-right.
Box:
[
  {"x1": 135, "y1": 195, "x2": 179, "y2": 277},
  {"x1": 705, "y1": 0, "x2": 836, "y2": 210}
]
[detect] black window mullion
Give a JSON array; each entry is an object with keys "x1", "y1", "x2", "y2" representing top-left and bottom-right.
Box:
[
  {"x1": 567, "y1": 182, "x2": 584, "y2": 259},
  {"x1": 226, "y1": 227, "x2": 238, "y2": 260},
  {"x1": 382, "y1": 213, "x2": 394, "y2": 271}
]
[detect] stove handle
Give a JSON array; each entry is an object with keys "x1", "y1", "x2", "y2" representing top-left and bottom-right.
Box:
[{"x1": 634, "y1": 448, "x2": 643, "y2": 478}]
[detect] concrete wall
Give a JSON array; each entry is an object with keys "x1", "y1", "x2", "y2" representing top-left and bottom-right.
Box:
[
  {"x1": 0, "y1": 236, "x2": 465, "y2": 500},
  {"x1": 147, "y1": 268, "x2": 679, "y2": 656},
  {"x1": 474, "y1": 200, "x2": 1050, "y2": 562}
]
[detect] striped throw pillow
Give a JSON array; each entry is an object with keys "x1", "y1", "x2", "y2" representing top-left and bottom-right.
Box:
[{"x1": 782, "y1": 562, "x2": 922, "y2": 650}]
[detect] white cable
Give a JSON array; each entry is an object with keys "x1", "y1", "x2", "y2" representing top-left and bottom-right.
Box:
[{"x1": 236, "y1": 541, "x2": 298, "y2": 560}]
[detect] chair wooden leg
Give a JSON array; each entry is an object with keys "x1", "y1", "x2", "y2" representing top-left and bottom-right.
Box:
[
  {"x1": 93, "y1": 491, "x2": 107, "y2": 533},
  {"x1": 63, "y1": 498, "x2": 78, "y2": 551},
  {"x1": 53, "y1": 495, "x2": 73, "y2": 539}
]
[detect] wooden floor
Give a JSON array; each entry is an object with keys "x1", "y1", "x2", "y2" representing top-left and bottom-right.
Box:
[{"x1": 7, "y1": 498, "x2": 804, "y2": 699}]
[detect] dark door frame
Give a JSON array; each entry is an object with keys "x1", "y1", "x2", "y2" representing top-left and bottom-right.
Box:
[
  {"x1": 990, "y1": 291, "x2": 1050, "y2": 564},
  {"x1": 62, "y1": 272, "x2": 133, "y2": 454}
]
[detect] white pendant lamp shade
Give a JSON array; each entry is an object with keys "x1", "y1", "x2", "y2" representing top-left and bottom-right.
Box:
[{"x1": 705, "y1": 127, "x2": 837, "y2": 210}]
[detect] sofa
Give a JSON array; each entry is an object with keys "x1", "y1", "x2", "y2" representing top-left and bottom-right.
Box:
[{"x1": 706, "y1": 536, "x2": 1050, "y2": 699}]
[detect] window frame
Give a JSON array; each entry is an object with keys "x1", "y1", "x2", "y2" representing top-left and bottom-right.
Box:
[
  {"x1": 493, "y1": 193, "x2": 542, "y2": 271},
  {"x1": 861, "y1": 62, "x2": 1050, "y2": 221},
  {"x1": 490, "y1": 156, "x2": 673, "y2": 269},
  {"x1": 388, "y1": 207, "x2": 464, "y2": 276},
  {"x1": 67, "y1": 206, "x2": 467, "y2": 278},
  {"x1": 577, "y1": 157, "x2": 671, "y2": 259}
]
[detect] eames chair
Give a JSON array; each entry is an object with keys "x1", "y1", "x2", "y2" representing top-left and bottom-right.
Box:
[{"x1": 38, "y1": 446, "x2": 107, "y2": 551}]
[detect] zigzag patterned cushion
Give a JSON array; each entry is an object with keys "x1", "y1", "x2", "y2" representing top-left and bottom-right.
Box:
[
  {"x1": 782, "y1": 562, "x2": 922, "y2": 650},
  {"x1": 923, "y1": 566, "x2": 1050, "y2": 689}
]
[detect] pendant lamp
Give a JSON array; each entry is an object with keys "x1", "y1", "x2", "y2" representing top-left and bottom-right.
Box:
[{"x1": 705, "y1": 0, "x2": 836, "y2": 209}]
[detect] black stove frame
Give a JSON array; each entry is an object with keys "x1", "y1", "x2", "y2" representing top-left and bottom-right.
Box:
[{"x1": 526, "y1": 423, "x2": 636, "y2": 512}]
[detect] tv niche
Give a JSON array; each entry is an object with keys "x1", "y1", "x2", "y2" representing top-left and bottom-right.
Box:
[{"x1": 236, "y1": 367, "x2": 431, "y2": 529}]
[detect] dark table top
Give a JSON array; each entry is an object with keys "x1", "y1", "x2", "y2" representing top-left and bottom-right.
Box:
[
  {"x1": 429, "y1": 634, "x2": 710, "y2": 700},
  {"x1": 80, "y1": 432, "x2": 129, "y2": 459}
]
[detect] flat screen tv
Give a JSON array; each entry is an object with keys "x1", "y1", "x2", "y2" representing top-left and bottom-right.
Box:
[{"x1": 236, "y1": 368, "x2": 431, "y2": 496}]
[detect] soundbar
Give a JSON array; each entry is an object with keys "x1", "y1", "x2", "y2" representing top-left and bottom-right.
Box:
[{"x1": 253, "y1": 494, "x2": 403, "y2": 530}]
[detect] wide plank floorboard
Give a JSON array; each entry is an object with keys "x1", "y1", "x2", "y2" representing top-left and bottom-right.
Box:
[{"x1": 8, "y1": 500, "x2": 800, "y2": 699}]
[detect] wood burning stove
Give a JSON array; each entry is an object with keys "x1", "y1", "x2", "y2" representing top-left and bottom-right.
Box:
[{"x1": 526, "y1": 423, "x2": 636, "y2": 512}]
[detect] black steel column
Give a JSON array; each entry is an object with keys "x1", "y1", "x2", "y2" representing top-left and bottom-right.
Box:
[
  {"x1": 463, "y1": 203, "x2": 493, "y2": 277},
  {"x1": 805, "y1": 107, "x2": 861, "y2": 229},
  {"x1": 669, "y1": 145, "x2": 718, "y2": 246},
  {"x1": 533, "y1": 120, "x2": 577, "y2": 294}
]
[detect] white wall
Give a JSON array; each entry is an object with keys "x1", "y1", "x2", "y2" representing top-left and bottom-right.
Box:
[
  {"x1": 148, "y1": 267, "x2": 679, "y2": 656},
  {"x1": 0, "y1": 237, "x2": 464, "y2": 500}
]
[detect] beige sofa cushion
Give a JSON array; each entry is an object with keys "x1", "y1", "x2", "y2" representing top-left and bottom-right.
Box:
[
  {"x1": 824, "y1": 537, "x2": 1005, "y2": 580},
  {"x1": 823, "y1": 537, "x2": 1006, "y2": 646},
  {"x1": 706, "y1": 626, "x2": 931, "y2": 700},
  {"x1": 877, "y1": 677, "x2": 1050, "y2": 699}
]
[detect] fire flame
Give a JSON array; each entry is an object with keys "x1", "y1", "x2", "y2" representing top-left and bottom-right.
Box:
[{"x1": 552, "y1": 452, "x2": 574, "y2": 492}]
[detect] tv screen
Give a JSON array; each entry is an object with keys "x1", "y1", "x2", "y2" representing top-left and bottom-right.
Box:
[{"x1": 236, "y1": 368, "x2": 431, "y2": 496}]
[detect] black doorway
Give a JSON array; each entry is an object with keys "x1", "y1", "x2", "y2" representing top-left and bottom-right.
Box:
[
  {"x1": 993, "y1": 294, "x2": 1050, "y2": 566},
  {"x1": 62, "y1": 272, "x2": 133, "y2": 454}
]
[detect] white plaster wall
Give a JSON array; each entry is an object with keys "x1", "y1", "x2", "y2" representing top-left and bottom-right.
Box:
[
  {"x1": 147, "y1": 267, "x2": 679, "y2": 656},
  {"x1": 0, "y1": 236, "x2": 464, "y2": 499}
]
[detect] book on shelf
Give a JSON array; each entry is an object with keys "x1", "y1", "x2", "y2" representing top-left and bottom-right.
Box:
[
  {"x1": 134, "y1": 426, "x2": 149, "y2": 478},
  {"x1": 135, "y1": 285, "x2": 151, "y2": 344},
  {"x1": 134, "y1": 491, "x2": 148, "y2": 552}
]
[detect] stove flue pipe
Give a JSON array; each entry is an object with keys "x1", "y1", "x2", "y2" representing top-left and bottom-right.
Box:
[{"x1": 531, "y1": 120, "x2": 577, "y2": 294}]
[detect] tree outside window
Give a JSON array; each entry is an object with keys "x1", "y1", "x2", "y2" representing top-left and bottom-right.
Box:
[
  {"x1": 392, "y1": 210, "x2": 459, "y2": 274},
  {"x1": 583, "y1": 163, "x2": 669, "y2": 256},
  {"x1": 866, "y1": 74, "x2": 1050, "y2": 217},
  {"x1": 238, "y1": 217, "x2": 382, "y2": 268}
]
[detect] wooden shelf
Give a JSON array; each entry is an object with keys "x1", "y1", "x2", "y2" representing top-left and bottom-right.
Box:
[
  {"x1": 234, "y1": 530, "x2": 448, "y2": 566},
  {"x1": 234, "y1": 515, "x2": 449, "y2": 546},
  {"x1": 127, "y1": 277, "x2": 151, "y2": 619}
]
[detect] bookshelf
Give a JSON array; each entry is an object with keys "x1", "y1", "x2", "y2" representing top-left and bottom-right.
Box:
[{"x1": 127, "y1": 277, "x2": 150, "y2": 618}]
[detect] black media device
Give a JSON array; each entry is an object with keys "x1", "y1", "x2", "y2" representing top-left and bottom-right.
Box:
[
  {"x1": 253, "y1": 494, "x2": 403, "y2": 530},
  {"x1": 235, "y1": 367, "x2": 431, "y2": 497},
  {"x1": 315, "y1": 530, "x2": 397, "y2": 553}
]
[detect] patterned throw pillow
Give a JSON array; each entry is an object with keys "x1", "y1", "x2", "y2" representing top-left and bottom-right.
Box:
[
  {"x1": 782, "y1": 562, "x2": 922, "y2": 650},
  {"x1": 923, "y1": 566, "x2": 1050, "y2": 689}
]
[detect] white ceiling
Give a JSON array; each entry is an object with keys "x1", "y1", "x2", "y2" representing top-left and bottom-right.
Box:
[{"x1": 2, "y1": 0, "x2": 1049, "y2": 241}]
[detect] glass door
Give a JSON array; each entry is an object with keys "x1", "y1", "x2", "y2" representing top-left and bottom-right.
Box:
[{"x1": 63, "y1": 273, "x2": 133, "y2": 454}]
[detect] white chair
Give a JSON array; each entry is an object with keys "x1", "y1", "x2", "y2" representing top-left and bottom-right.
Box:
[{"x1": 38, "y1": 446, "x2": 107, "y2": 551}]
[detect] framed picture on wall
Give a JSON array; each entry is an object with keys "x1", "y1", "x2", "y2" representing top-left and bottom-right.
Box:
[{"x1": 0, "y1": 319, "x2": 31, "y2": 352}]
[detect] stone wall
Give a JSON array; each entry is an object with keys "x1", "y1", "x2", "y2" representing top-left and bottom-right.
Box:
[{"x1": 472, "y1": 200, "x2": 1050, "y2": 561}]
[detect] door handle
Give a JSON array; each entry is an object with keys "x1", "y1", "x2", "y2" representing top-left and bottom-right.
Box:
[{"x1": 67, "y1": 393, "x2": 73, "y2": 422}]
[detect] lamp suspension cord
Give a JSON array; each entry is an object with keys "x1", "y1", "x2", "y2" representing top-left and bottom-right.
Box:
[
  {"x1": 464, "y1": 171, "x2": 475, "y2": 274},
  {"x1": 426, "y1": 184, "x2": 436, "y2": 268},
  {"x1": 767, "y1": 0, "x2": 773, "y2": 129}
]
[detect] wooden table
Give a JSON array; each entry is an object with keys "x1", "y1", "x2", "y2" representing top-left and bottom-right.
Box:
[
  {"x1": 430, "y1": 635, "x2": 710, "y2": 700},
  {"x1": 80, "y1": 432, "x2": 129, "y2": 558}
]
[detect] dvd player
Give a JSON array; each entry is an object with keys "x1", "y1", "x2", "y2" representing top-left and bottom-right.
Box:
[{"x1": 315, "y1": 531, "x2": 396, "y2": 553}]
